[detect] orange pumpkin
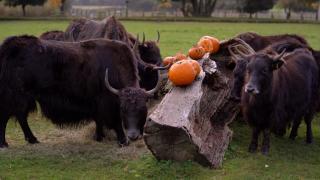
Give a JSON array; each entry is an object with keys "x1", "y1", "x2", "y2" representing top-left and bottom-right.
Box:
[
  {"x1": 188, "y1": 46, "x2": 205, "y2": 60},
  {"x1": 199, "y1": 36, "x2": 220, "y2": 53},
  {"x1": 175, "y1": 52, "x2": 187, "y2": 61},
  {"x1": 168, "y1": 60, "x2": 196, "y2": 86},
  {"x1": 187, "y1": 60, "x2": 201, "y2": 75},
  {"x1": 163, "y1": 56, "x2": 176, "y2": 66},
  {"x1": 197, "y1": 38, "x2": 214, "y2": 53}
]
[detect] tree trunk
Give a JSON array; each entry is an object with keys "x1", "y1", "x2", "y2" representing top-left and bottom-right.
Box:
[
  {"x1": 189, "y1": 0, "x2": 217, "y2": 17},
  {"x1": 22, "y1": 4, "x2": 26, "y2": 16},
  {"x1": 144, "y1": 56, "x2": 240, "y2": 168},
  {"x1": 285, "y1": 8, "x2": 291, "y2": 20},
  {"x1": 180, "y1": 0, "x2": 189, "y2": 17},
  {"x1": 317, "y1": 3, "x2": 320, "y2": 21}
]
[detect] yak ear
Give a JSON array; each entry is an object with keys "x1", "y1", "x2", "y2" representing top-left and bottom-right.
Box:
[{"x1": 272, "y1": 59, "x2": 285, "y2": 70}]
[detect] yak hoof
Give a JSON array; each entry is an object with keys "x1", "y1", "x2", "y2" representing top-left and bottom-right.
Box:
[
  {"x1": 306, "y1": 139, "x2": 313, "y2": 144},
  {"x1": 27, "y1": 137, "x2": 40, "y2": 144},
  {"x1": 289, "y1": 134, "x2": 297, "y2": 140},
  {"x1": 0, "y1": 142, "x2": 9, "y2": 148},
  {"x1": 261, "y1": 147, "x2": 269, "y2": 155},
  {"x1": 118, "y1": 138, "x2": 129, "y2": 147},
  {"x1": 94, "y1": 134, "x2": 104, "y2": 142},
  {"x1": 248, "y1": 143, "x2": 258, "y2": 153}
]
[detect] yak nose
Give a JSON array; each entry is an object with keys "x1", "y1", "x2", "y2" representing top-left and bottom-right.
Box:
[
  {"x1": 128, "y1": 131, "x2": 141, "y2": 141},
  {"x1": 245, "y1": 84, "x2": 259, "y2": 94}
]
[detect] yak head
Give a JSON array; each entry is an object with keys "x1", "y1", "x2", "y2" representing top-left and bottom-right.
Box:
[
  {"x1": 132, "y1": 32, "x2": 162, "y2": 66},
  {"x1": 244, "y1": 50, "x2": 286, "y2": 95},
  {"x1": 231, "y1": 58, "x2": 248, "y2": 101},
  {"x1": 104, "y1": 69, "x2": 161, "y2": 141}
]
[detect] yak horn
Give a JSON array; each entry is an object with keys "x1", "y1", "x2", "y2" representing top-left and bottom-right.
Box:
[
  {"x1": 142, "y1": 32, "x2": 146, "y2": 45},
  {"x1": 274, "y1": 49, "x2": 287, "y2": 61},
  {"x1": 234, "y1": 38, "x2": 255, "y2": 55},
  {"x1": 152, "y1": 63, "x2": 171, "y2": 70},
  {"x1": 133, "y1": 34, "x2": 139, "y2": 52},
  {"x1": 105, "y1": 69, "x2": 120, "y2": 95},
  {"x1": 228, "y1": 45, "x2": 242, "y2": 60},
  {"x1": 156, "y1": 30, "x2": 160, "y2": 43},
  {"x1": 234, "y1": 44, "x2": 252, "y2": 57},
  {"x1": 146, "y1": 70, "x2": 162, "y2": 95}
]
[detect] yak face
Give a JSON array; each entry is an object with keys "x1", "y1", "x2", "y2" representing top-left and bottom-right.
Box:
[
  {"x1": 139, "y1": 41, "x2": 162, "y2": 65},
  {"x1": 119, "y1": 88, "x2": 150, "y2": 140},
  {"x1": 231, "y1": 59, "x2": 248, "y2": 101},
  {"x1": 244, "y1": 53, "x2": 284, "y2": 95}
]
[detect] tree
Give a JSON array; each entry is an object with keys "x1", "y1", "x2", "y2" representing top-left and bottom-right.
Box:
[
  {"x1": 170, "y1": 0, "x2": 218, "y2": 17},
  {"x1": 2, "y1": 0, "x2": 47, "y2": 16},
  {"x1": 240, "y1": 0, "x2": 275, "y2": 18},
  {"x1": 48, "y1": 0, "x2": 66, "y2": 14},
  {"x1": 278, "y1": 0, "x2": 319, "y2": 20}
]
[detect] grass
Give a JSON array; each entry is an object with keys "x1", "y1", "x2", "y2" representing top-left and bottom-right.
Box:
[{"x1": 0, "y1": 20, "x2": 320, "y2": 179}]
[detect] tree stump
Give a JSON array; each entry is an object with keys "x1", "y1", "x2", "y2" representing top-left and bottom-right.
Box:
[{"x1": 144, "y1": 56, "x2": 239, "y2": 168}]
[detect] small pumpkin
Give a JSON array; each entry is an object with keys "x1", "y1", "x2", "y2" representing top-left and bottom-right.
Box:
[
  {"x1": 188, "y1": 46, "x2": 205, "y2": 60},
  {"x1": 168, "y1": 60, "x2": 196, "y2": 86},
  {"x1": 163, "y1": 56, "x2": 176, "y2": 66},
  {"x1": 199, "y1": 36, "x2": 220, "y2": 53},
  {"x1": 197, "y1": 38, "x2": 214, "y2": 53},
  {"x1": 175, "y1": 52, "x2": 187, "y2": 61},
  {"x1": 187, "y1": 60, "x2": 201, "y2": 75}
]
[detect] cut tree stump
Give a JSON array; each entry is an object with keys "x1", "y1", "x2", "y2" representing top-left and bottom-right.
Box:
[{"x1": 144, "y1": 55, "x2": 240, "y2": 168}]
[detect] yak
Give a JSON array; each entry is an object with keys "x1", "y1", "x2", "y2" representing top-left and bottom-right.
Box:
[
  {"x1": 0, "y1": 35, "x2": 161, "y2": 148},
  {"x1": 235, "y1": 32, "x2": 308, "y2": 51},
  {"x1": 241, "y1": 48, "x2": 319, "y2": 155},
  {"x1": 227, "y1": 33, "x2": 310, "y2": 101},
  {"x1": 40, "y1": 16, "x2": 164, "y2": 91}
]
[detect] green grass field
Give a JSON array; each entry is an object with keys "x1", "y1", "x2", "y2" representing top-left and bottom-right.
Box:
[{"x1": 0, "y1": 20, "x2": 320, "y2": 180}]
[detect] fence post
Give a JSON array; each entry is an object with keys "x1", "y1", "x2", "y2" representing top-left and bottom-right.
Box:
[{"x1": 316, "y1": 1, "x2": 320, "y2": 21}]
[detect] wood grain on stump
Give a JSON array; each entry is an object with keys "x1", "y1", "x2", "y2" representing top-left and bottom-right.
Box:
[{"x1": 144, "y1": 56, "x2": 240, "y2": 168}]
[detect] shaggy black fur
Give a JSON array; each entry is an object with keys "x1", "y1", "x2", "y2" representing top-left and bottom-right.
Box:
[
  {"x1": 241, "y1": 48, "x2": 319, "y2": 155},
  {"x1": 230, "y1": 34, "x2": 310, "y2": 101},
  {"x1": 47, "y1": 16, "x2": 163, "y2": 91},
  {"x1": 0, "y1": 35, "x2": 151, "y2": 148}
]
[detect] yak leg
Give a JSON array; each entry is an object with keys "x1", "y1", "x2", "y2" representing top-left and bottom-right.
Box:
[
  {"x1": 94, "y1": 119, "x2": 105, "y2": 142},
  {"x1": 261, "y1": 129, "x2": 271, "y2": 155},
  {"x1": 248, "y1": 127, "x2": 260, "y2": 153},
  {"x1": 0, "y1": 115, "x2": 9, "y2": 148},
  {"x1": 304, "y1": 113, "x2": 314, "y2": 144},
  {"x1": 17, "y1": 114, "x2": 39, "y2": 144},
  {"x1": 114, "y1": 122, "x2": 129, "y2": 147},
  {"x1": 289, "y1": 117, "x2": 302, "y2": 141}
]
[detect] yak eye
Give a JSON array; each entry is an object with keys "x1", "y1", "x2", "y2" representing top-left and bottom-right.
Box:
[{"x1": 261, "y1": 68, "x2": 268, "y2": 74}]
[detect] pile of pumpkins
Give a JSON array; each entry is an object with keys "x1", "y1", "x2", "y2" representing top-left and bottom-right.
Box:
[{"x1": 164, "y1": 36, "x2": 220, "y2": 86}]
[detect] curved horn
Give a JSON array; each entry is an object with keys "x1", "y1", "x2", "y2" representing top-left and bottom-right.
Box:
[
  {"x1": 142, "y1": 32, "x2": 146, "y2": 45},
  {"x1": 146, "y1": 70, "x2": 162, "y2": 95},
  {"x1": 156, "y1": 30, "x2": 160, "y2": 43},
  {"x1": 105, "y1": 69, "x2": 120, "y2": 95},
  {"x1": 274, "y1": 49, "x2": 287, "y2": 61},
  {"x1": 234, "y1": 44, "x2": 252, "y2": 58},
  {"x1": 133, "y1": 34, "x2": 140, "y2": 53},
  {"x1": 152, "y1": 63, "x2": 171, "y2": 70},
  {"x1": 228, "y1": 45, "x2": 243, "y2": 61},
  {"x1": 234, "y1": 38, "x2": 255, "y2": 55}
]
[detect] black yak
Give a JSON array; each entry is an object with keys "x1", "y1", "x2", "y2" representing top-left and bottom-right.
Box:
[
  {"x1": 0, "y1": 35, "x2": 161, "y2": 148},
  {"x1": 227, "y1": 34, "x2": 310, "y2": 101},
  {"x1": 241, "y1": 48, "x2": 319, "y2": 155},
  {"x1": 40, "y1": 16, "x2": 164, "y2": 91}
]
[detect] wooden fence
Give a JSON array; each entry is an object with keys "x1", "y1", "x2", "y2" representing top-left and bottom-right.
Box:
[{"x1": 70, "y1": 6, "x2": 320, "y2": 22}]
